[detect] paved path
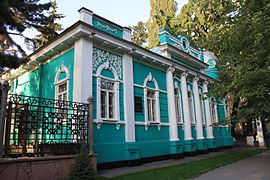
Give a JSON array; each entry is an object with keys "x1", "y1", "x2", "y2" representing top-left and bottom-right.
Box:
[
  {"x1": 98, "y1": 147, "x2": 257, "y2": 178},
  {"x1": 192, "y1": 151, "x2": 270, "y2": 180}
]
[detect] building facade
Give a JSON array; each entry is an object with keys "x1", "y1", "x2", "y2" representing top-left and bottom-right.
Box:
[{"x1": 0, "y1": 8, "x2": 233, "y2": 165}]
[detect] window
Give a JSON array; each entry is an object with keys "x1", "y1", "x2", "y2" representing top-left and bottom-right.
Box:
[
  {"x1": 96, "y1": 64, "x2": 120, "y2": 122},
  {"x1": 100, "y1": 78, "x2": 115, "y2": 119},
  {"x1": 188, "y1": 89, "x2": 195, "y2": 124},
  {"x1": 54, "y1": 65, "x2": 70, "y2": 120},
  {"x1": 174, "y1": 88, "x2": 183, "y2": 123},
  {"x1": 210, "y1": 98, "x2": 217, "y2": 123},
  {"x1": 57, "y1": 82, "x2": 68, "y2": 101},
  {"x1": 199, "y1": 94, "x2": 206, "y2": 124},
  {"x1": 143, "y1": 73, "x2": 160, "y2": 123},
  {"x1": 147, "y1": 90, "x2": 156, "y2": 122}
]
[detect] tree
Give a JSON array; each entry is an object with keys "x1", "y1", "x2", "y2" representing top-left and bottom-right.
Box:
[
  {"x1": 146, "y1": 0, "x2": 177, "y2": 48},
  {"x1": 129, "y1": 21, "x2": 148, "y2": 47},
  {"x1": 172, "y1": 0, "x2": 237, "y2": 48},
  {"x1": 33, "y1": 0, "x2": 64, "y2": 49},
  {"x1": 69, "y1": 145, "x2": 96, "y2": 180},
  {"x1": 208, "y1": 0, "x2": 270, "y2": 122},
  {"x1": 0, "y1": 0, "x2": 63, "y2": 70}
]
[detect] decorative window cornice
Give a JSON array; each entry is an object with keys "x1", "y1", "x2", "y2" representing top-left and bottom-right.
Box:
[{"x1": 93, "y1": 47, "x2": 122, "y2": 79}]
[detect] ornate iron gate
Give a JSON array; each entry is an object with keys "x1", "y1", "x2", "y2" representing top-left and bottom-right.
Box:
[{"x1": 4, "y1": 94, "x2": 89, "y2": 156}]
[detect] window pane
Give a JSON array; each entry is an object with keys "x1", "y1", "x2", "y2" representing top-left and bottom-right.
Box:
[
  {"x1": 109, "y1": 92, "x2": 114, "y2": 119},
  {"x1": 100, "y1": 79, "x2": 114, "y2": 90},
  {"x1": 152, "y1": 99, "x2": 155, "y2": 121},
  {"x1": 101, "y1": 91, "x2": 107, "y2": 118},
  {"x1": 59, "y1": 83, "x2": 67, "y2": 93},
  {"x1": 147, "y1": 98, "x2": 152, "y2": 121}
]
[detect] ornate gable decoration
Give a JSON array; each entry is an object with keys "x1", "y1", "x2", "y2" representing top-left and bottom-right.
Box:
[{"x1": 93, "y1": 47, "x2": 122, "y2": 79}]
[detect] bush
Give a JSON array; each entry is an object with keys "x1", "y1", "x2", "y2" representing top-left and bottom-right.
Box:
[{"x1": 69, "y1": 144, "x2": 96, "y2": 180}]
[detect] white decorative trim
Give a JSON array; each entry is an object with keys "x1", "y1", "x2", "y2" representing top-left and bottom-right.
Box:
[
  {"x1": 54, "y1": 64, "x2": 70, "y2": 101},
  {"x1": 96, "y1": 63, "x2": 121, "y2": 125},
  {"x1": 93, "y1": 47, "x2": 122, "y2": 79},
  {"x1": 133, "y1": 84, "x2": 167, "y2": 93},
  {"x1": 94, "y1": 119, "x2": 125, "y2": 130},
  {"x1": 97, "y1": 21, "x2": 118, "y2": 34},
  {"x1": 54, "y1": 64, "x2": 70, "y2": 85},
  {"x1": 143, "y1": 73, "x2": 161, "y2": 124}
]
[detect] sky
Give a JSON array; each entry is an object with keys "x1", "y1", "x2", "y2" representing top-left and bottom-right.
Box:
[
  {"x1": 20, "y1": 0, "x2": 188, "y2": 54},
  {"x1": 42, "y1": 0, "x2": 188, "y2": 28}
]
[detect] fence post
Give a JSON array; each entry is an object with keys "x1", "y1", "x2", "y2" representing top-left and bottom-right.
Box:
[
  {"x1": 0, "y1": 81, "x2": 9, "y2": 157},
  {"x1": 87, "y1": 96, "x2": 94, "y2": 154}
]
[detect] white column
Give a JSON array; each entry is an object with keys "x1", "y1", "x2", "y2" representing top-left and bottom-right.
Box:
[
  {"x1": 203, "y1": 82, "x2": 214, "y2": 139},
  {"x1": 123, "y1": 54, "x2": 135, "y2": 142},
  {"x1": 256, "y1": 117, "x2": 265, "y2": 147},
  {"x1": 166, "y1": 67, "x2": 179, "y2": 141},
  {"x1": 181, "y1": 72, "x2": 193, "y2": 140},
  {"x1": 193, "y1": 76, "x2": 204, "y2": 140},
  {"x1": 73, "y1": 37, "x2": 93, "y2": 103}
]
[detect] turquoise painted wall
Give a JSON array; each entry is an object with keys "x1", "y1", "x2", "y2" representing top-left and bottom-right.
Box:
[
  {"x1": 10, "y1": 69, "x2": 40, "y2": 97},
  {"x1": 94, "y1": 124, "x2": 126, "y2": 163},
  {"x1": 92, "y1": 17, "x2": 123, "y2": 38},
  {"x1": 135, "y1": 126, "x2": 170, "y2": 158},
  {"x1": 133, "y1": 61, "x2": 167, "y2": 91},
  {"x1": 10, "y1": 49, "x2": 74, "y2": 101},
  {"x1": 41, "y1": 49, "x2": 74, "y2": 100}
]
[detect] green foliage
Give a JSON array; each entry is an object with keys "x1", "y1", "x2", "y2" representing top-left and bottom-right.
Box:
[
  {"x1": 172, "y1": 0, "x2": 238, "y2": 47},
  {"x1": 147, "y1": 0, "x2": 177, "y2": 48},
  {"x1": 0, "y1": 0, "x2": 63, "y2": 69},
  {"x1": 33, "y1": 0, "x2": 64, "y2": 49},
  {"x1": 129, "y1": 21, "x2": 148, "y2": 47},
  {"x1": 110, "y1": 149, "x2": 264, "y2": 180},
  {"x1": 69, "y1": 145, "x2": 96, "y2": 180},
  {"x1": 208, "y1": 0, "x2": 270, "y2": 121}
]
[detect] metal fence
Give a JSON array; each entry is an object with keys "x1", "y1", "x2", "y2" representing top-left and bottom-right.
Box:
[{"x1": 4, "y1": 94, "x2": 89, "y2": 157}]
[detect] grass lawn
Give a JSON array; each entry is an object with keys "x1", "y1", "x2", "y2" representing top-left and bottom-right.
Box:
[{"x1": 98, "y1": 149, "x2": 265, "y2": 180}]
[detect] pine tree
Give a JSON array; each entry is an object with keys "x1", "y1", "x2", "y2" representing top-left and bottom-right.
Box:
[
  {"x1": 146, "y1": 0, "x2": 177, "y2": 48},
  {"x1": 0, "y1": 0, "x2": 63, "y2": 70},
  {"x1": 33, "y1": 0, "x2": 64, "y2": 49},
  {"x1": 69, "y1": 145, "x2": 96, "y2": 180}
]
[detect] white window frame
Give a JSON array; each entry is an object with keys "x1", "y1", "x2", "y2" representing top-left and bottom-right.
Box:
[
  {"x1": 54, "y1": 65, "x2": 70, "y2": 101},
  {"x1": 96, "y1": 63, "x2": 120, "y2": 122},
  {"x1": 143, "y1": 73, "x2": 160, "y2": 124},
  {"x1": 210, "y1": 98, "x2": 218, "y2": 123},
  {"x1": 174, "y1": 84, "x2": 183, "y2": 123},
  {"x1": 199, "y1": 88, "x2": 206, "y2": 125},
  {"x1": 188, "y1": 85, "x2": 195, "y2": 124}
]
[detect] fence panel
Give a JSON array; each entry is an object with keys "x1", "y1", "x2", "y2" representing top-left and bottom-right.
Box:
[{"x1": 4, "y1": 94, "x2": 89, "y2": 156}]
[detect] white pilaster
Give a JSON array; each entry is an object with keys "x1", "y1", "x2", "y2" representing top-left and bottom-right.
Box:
[
  {"x1": 193, "y1": 76, "x2": 204, "y2": 140},
  {"x1": 123, "y1": 27, "x2": 132, "y2": 41},
  {"x1": 123, "y1": 54, "x2": 135, "y2": 142},
  {"x1": 73, "y1": 38, "x2": 93, "y2": 103},
  {"x1": 166, "y1": 67, "x2": 179, "y2": 141},
  {"x1": 79, "y1": 7, "x2": 93, "y2": 25},
  {"x1": 256, "y1": 117, "x2": 265, "y2": 147},
  {"x1": 203, "y1": 82, "x2": 214, "y2": 139},
  {"x1": 181, "y1": 72, "x2": 193, "y2": 140}
]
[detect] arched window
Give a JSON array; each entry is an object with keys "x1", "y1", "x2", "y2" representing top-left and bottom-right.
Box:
[
  {"x1": 199, "y1": 88, "x2": 206, "y2": 124},
  {"x1": 96, "y1": 62, "x2": 120, "y2": 121},
  {"x1": 54, "y1": 65, "x2": 70, "y2": 101},
  {"x1": 143, "y1": 73, "x2": 160, "y2": 123},
  {"x1": 188, "y1": 85, "x2": 195, "y2": 124},
  {"x1": 210, "y1": 97, "x2": 218, "y2": 123},
  {"x1": 174, "y1": 82, "x2": 183, "y2": 123}
]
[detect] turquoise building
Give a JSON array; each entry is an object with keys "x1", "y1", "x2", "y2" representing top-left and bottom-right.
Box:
[{"x1": 0, "y1": 8, "x2": 233, "y2": 167}]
